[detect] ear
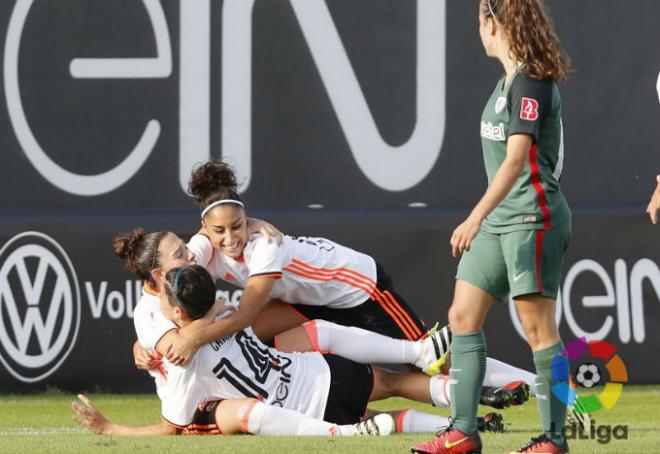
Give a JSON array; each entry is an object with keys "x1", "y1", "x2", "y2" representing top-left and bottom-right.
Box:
[
  {"x1": 489, "y1": 17, "x2": 497, "y2": 36},
  {"x1": 150, "y1": 267, "x2": 162, "y2": 284}
]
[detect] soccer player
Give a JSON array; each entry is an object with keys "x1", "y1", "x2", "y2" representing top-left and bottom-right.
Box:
[
  {"x1": 647, "y1": 174, "x2": 660, "y2": 224},
  {"x1": 74, "y1": 265, "x2": 516, "y2": 436},
  {"x1": 158, "y1": 159, "x2": 537, "y2": 393},
  {"x1": 412, "y1": 1, "x2": 572, "y2": 453}
]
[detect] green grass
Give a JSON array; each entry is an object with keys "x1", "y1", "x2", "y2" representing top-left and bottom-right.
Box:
[{"x1": 0, "y1": 386, "x2": 657, "y2": 453}]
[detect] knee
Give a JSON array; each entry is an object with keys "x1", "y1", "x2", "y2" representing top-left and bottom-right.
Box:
[
  {"x1": 519, "y1": 320, "x2": 558, "y2": 351},
  {"x1": 448, "y1": 304, "x2": 475, "y2": 334},
  {"x1": 378, "y1": 372, "x2": 397, "y2": 397}
]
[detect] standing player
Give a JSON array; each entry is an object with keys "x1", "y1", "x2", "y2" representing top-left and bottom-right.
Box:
[{"x1": 412, "y1": 1, "x2": 572, "y2": 453}]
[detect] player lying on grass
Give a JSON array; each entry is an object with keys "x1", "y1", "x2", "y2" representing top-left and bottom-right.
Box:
[
  {"x1": 75, "y1": 265, "x2": 526, "y2": 437},
  {"x1": 113, "y1": 229, "x2": 531, "y2": 415}
]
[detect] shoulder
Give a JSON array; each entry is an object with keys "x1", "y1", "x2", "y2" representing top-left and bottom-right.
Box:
[{"x1": 509, "y1": 74, "x2": 554, "y2": 99}]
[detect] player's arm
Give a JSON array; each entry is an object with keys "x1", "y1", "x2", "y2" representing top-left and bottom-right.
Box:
[
  {"x1": 451, "y1": 134, "x2": 530, "y2": 257},
  {"x1": 161, "y1": 275, "x2": 277, "y2": 365},
  {"x1": 246, "y1": 217, "x2": 283, "y2": 244},
  {"x1": 72, "y1": 394, "x2": 180, "y2": 436},
  {"x1": 132, "y1": 340, "x2": 162, "y2": 371}
]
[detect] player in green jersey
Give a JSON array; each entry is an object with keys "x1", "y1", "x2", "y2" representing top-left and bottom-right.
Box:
[{"x1": 412, "y1": 1, "x2": 571, "y2": 453}]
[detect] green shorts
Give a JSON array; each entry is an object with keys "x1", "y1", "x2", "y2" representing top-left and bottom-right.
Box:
[{"x1": 456, "y1": 223, "x2": 570, "y2": 302}]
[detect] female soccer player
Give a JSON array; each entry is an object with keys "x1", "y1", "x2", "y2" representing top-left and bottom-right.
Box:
[{"x1": 412, "y1": 1, "x2": 572, "y2": 453}]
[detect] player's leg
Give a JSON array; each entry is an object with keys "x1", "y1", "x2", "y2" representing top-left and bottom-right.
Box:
[
  {"x1": 506, "y1": 224, "x2": 570, "y2": 452},
  {"x1": 193, "y1": 398, "x2": 391, "y2": 436},
  {"x1": 251, "y1": 299, "x2": 306, "y2": 344},
  {"x1": 275, "y1": 319, "x2": 450, "y2": 374},
  {"x1": 364, "y1": 408, "x2": 504, "y2": 434}
]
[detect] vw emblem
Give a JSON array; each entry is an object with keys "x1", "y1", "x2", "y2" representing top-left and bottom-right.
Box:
[{"x1": 0, "y1": 232, "x2": 80, "y2": 383}]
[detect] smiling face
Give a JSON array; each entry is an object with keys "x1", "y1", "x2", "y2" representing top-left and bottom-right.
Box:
[
  {"x1": 150, "y1": 233, "x2": 197, "y2": 286},
  {"x1": 202, "y1": 204, "x2": 249, "y2": 259}
]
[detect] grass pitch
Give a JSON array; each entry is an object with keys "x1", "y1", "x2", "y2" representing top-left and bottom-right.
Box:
[{"x1": 0, "y1": 386, "x2": 657, "y2": 453}]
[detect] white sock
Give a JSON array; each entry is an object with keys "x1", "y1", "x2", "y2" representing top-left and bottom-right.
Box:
[
  {"x1": 243, "y1": 400, "x2": 341, "y2": 436},
  {"x1": 429, "y1": 374, "x2": 451, "y2": 407},
  {"x1": 483, "y1": 357, "x2": 537, "y2": 396},
  {"x1": 305, "y1": 319, "x2": 419, "y2": 364},
  {"x1": 396, "y1": 409, "x2": 451, "y2": 433}
]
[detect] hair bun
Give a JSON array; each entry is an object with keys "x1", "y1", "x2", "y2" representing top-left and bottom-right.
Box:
[{"x1": 189, "y1": 160, "x2": 239, "y2": 206}]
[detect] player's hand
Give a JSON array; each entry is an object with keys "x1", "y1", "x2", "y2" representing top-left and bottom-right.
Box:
[
  {"x1": 450, "y1": 216, "x2": 482, "y2": 258},
  {"x1": 246, "y1": 217, "x2": 284, "y2": 245},
  {"x1": 646, "y1": 174, "x2": 660, "y2": 224},
  {"x1": 133, "y1": 341, "x2": 162, "y2": 371},
  {"x1": 72, "y1": 394, "x2": 111, "y2": 435},
  {"x1": 165, "y1": 334, "x2": 200, "y2": 367}
]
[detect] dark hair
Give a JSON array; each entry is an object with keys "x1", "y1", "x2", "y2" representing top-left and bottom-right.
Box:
[
  {"x1": 188, "y1": 160, "x2": 243, "y2": 213},
  {"x1": 112, "y1": 228, "x2": 168, "y2": 286},
  {"x1": 481, "y1": 0, "x2": 570, "y2": 83},
  {"x1": 164, "y1": 265, "x2": 216, "y2": 320}
]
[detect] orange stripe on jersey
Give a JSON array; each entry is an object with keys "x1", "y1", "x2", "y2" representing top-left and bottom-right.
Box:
[
  {"x1": 290, "y1": 259, "x2": 377, "y2": 287},
  {"x1": 382, "y1": 291, "x2": 422, "y2": 339},
  {"x1": 284, "y1": 263, "x2": 376, "y2": 295}
]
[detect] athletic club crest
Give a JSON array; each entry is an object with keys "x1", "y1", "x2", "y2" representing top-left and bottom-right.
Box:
[{"x1": 495, "y1": 96, "x2": 507, "y2": 114}]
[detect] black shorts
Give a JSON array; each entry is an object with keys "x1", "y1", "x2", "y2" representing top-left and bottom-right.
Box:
[
  {"x1": 289, "y1": 262, "x2": 426, "y2": 340},
  {"x1": 185, "y1": 400, "x2": 224, "y2": 435},
  {"x1": 322, "y1": 354, "x2": 374, "y2": 425}
]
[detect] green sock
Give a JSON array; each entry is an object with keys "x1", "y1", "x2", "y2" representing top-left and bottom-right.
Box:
[
  {"x1": 449, "y1": 331, "x2": 486, "y2": 435},
  {"x1": 533, "y1": 342, "x2": 567, "y2": 445}
]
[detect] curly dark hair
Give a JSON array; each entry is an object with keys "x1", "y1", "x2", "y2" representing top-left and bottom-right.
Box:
[
  {"x1": 188, "y1": 160, "x2": 242, "y2": 209},
  {"x1": 482, "y1": 0, "x2": 570, "y2": 83}
]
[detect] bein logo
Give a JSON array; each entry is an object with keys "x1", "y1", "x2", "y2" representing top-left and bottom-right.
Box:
[{"x1": 0, "y1": 232, "x2": 81, "y2": 383}]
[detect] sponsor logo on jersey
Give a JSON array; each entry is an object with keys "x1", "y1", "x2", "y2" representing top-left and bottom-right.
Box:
[
  {"x1": 0, "y1": 232, "x2": 81, "y2": 383},
  {"x1": 480, "y1": 121, "x2": 506, "y2": 142},
  {"x1": 520, "y1": 97, "x2": 539, "y2": 120},
  {"x1": 495, "y1": 96, "x2": 507, "y2": 114}
]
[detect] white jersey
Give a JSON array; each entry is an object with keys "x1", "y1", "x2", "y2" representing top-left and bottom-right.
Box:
[
  {"x1": 197, "y1": 234, "x2": 377, "y2": 309},
  {"x1": 158, "y1": 327, "x2": 330, "y2": 428}
]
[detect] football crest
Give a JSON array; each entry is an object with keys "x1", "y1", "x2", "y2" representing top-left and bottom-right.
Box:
[{"x1": 495, "y1": 96, "x2": 507, "y2": 114}]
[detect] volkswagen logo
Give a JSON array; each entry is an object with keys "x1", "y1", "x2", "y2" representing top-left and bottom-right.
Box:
[{"x1": 0, "y1": 232, "x2": 80, "y2": 383}]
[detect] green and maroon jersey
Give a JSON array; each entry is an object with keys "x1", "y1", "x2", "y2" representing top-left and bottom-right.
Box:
[{"x1": 479, "y1": 71, "x2": 570, "y2": 233}]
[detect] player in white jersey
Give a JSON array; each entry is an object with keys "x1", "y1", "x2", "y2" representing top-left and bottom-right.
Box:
[
  {"x1": 182, "y1": 160, "x2": 429, "y2": 347},
  {"x1": 137, "y1": 266, "x2": 521, "y2": 431}
]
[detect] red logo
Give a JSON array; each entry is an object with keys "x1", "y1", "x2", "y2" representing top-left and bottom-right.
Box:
[
  {"x1": 520, "y1": 97, "x2": 539, "y2": 121},
  {"x1": 224, "y1": 272, "x2": 235, "y2": 282}
]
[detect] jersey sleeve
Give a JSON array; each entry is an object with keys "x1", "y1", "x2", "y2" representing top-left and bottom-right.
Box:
[
  {"x1": 133, "y1": 299, "x2": 177, "y2": 350},
  {"x1": 507, "y1": 76, "x2": 553, "y2": 143},
  {"x1": 187, "y1": 233, "x2": 214, "y2": 267},
  {"x1": 245, "y1": 236, "x2": 285, "y2": 279}
]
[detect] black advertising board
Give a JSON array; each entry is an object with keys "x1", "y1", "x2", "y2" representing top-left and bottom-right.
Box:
[{"x1": 0, "y1": 0, "x2": 658, "y2": 391}]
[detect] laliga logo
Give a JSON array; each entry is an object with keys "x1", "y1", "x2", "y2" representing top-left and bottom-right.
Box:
[
  {"x1": 0, "y1": 232, "x2": 81, "y2": 383},
  {"x1": 551, "y1": 337, "x2": 628, "y2": 414}
]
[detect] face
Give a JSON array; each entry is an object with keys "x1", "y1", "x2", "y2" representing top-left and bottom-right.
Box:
[
  {"x1": 478, "y1": 10, "x2": 496, "y2": 57},
  {"x1": 159, "y1": 283, "x2": 185, "y2": 326},
  {"x1": 202, "y1": 204, "x2": 249, "y2": 259},
  {"x1": 152, "y1": 233, "x2": 196, "y2": 284}
]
